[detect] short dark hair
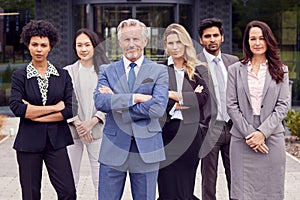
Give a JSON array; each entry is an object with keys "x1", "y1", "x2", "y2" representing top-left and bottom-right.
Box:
[
  {"x1": 20, "y1": 20, "x2": 59, "y2": 48},
  {"x1": 197, "y1": 18, "x2": 224, "y2": 37}
]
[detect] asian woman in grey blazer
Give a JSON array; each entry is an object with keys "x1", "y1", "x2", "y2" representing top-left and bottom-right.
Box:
[
  {"x1": 226, "y1": 20, "x2": 290, "y2": 200},
  {"x1": 64, "y1": 28, "x2": 110, "y2": 199}
]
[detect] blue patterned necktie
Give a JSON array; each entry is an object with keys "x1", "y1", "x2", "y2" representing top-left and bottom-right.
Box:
[{"x1": 128, "y1": 62, "x2": 137, "y2": 92}]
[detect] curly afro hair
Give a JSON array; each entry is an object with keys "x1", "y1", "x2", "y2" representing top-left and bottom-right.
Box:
[{"x1": 20, "y1": 20, "x2": 60, "y2": 48}]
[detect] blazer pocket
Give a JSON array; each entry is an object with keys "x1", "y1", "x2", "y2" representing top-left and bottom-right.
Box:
[{"x1": 141, "y1": 78, "x2": 154, "y2": 84}]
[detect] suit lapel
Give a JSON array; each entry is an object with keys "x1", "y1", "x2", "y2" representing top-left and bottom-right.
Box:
[
  {"x1": 205, "y1": 68, "x2": 217, "y2": 106},
  {"x1": 197, "y1": 53, "x2": 218, "y2": 107},
  {"x1": 262, "y1": 69, "x2": 272, "y2": 101},
  {"x1": 221, "y1": 54, "x2": 230, "y2": 70},
  {"x1": 115, "y1": 59, "x2": 129, "y2": 92},
  {"x1": 167, "y1": 65, "x2": 177, "y2": 91},
  {"x1": 240, "y1": 64, "x2": 251, "y2": 104},
  {"x1": 30, "y1": 78, "x2": 43, "y2": 104},
  {"x1": 133, "y1": 58, "x2": 153, "y2": 91},
  {"x1": 71, "y1": 62, "x2": 86, "y2": 114},
  {"x1": 47, "y1": 75, "x2": 58, "y2": 105}
]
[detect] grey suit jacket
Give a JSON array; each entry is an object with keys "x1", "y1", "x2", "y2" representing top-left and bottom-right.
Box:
[
  {"x1": 197, "y1": 52, "x2": 239, "y2": 157},
  {"x1": 226, "y1": 61, "x2": 290, "y2": 139},
  {"x1": 64, "y1": 61, "x2": 105, "y2": 139}
]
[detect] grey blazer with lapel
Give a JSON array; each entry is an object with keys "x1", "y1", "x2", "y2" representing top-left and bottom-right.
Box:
[
  {"x1": 226, "y1": 61, "x2": 290, "y2": 139},
  {"x1": 64, "y1": 61, "x2": 105, "y2": 139}
]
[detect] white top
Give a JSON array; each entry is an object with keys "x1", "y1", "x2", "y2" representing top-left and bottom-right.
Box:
[
  {"x1": 77, "y1": 63, "x2": 98, "y2": 121},
  {"x1": 167, "y1": 56, "x2": 183, "y2": 120}
]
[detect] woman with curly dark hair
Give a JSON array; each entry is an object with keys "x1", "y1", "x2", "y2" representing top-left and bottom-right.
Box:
[
  {"x1": 9, "y1": 20, "x2": 76, "y2": 200},
  {"x1": 226, "y1": 20, "x2": 290, "y2": 200}
]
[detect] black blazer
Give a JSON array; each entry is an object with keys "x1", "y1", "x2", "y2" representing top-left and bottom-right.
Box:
[
  {"x1": 10, "y1": 66, "x2": 74, "y2": 152},
  {"x1": 163, "y1": 63, "x2": 209, "y2": 125}
]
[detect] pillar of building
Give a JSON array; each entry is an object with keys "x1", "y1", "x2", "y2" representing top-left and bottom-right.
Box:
[
  {"x1": 193, "y1": 0, "x2": 233, "y2": 54},
  {"x1": 35, "y1": 0, "x2": 73, "y2": 67}
]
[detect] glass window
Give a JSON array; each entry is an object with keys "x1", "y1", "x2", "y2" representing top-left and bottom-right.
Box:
[
  {"x1": 94, "y1": 5, "x2": 132, "y2": 61},
  {"x1": 136, "y1": 6, "x2": 174, "y2": 62},
  {"x1": 93, "y1": 5, "x2": 174, "y2": 62},
  {"x1": 0, "y1": 0, "x2": 34, "y2": 114},
  {"x1": 179, "y1": 4, "x2": 193, "y2": 35},
  {"x1": 232, "y1": 0, "x2": 300, "y2": 106}
]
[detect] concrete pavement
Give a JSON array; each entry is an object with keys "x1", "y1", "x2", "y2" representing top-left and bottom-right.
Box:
[{"x1": 0, "y1": 118, "x2": 300, "y2": 199}]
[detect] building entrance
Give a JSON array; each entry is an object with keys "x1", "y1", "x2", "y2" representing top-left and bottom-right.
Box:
[{"x1": 92, "y1": 4, "x2": 175, "y2": 61}]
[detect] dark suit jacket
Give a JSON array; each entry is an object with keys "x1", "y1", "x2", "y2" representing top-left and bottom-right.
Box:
[
  {"x1": 197, "y1": 52, "x2": 239, "y2": 128},
  {"x1": 197, "y1": 52, "x2": 239, "y2": 157},
  {"x1": 10, "y1": 66, "x2": 74, "y2": 152},
  {"x1": 163, "y1": 63, "x2": 209, "y2": 125}
]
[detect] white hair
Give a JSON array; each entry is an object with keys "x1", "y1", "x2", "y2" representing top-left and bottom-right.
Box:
[{"x1": 117, "y1": 18, "x2": 148, "y2": 40}]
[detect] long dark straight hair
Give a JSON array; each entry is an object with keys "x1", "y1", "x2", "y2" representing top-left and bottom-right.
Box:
[
  {"x1": 73, "y1": 28, "x2": 110, "y2": 74},
  {"x1": 241, "y1": 20, "x2": 284, "y2": 83}
]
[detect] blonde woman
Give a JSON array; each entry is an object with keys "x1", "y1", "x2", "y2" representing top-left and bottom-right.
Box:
[{"x1": 157, "y1": 23, "x2": 209, "y2": 200}]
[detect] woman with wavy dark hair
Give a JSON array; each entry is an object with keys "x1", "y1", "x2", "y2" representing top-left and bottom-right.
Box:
[{"x1": 226, "y1": 20, "x2": 290, "y2": 200}]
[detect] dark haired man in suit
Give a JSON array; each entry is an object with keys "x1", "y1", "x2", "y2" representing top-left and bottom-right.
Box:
[{"x1": 197, "y1": 18, "x2": 239, "y2": 200}]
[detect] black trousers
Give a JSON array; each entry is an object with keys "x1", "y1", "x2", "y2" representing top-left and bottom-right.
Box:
[
  {"x1": 201, "y1": 121, "x2": 232, "y2": 200},
  {"x1": 158, "y1": 119, "x2": 201, "y2": 200},
  {"x1": 16, "y1": 139, "x2": 76, "y2": 200}
]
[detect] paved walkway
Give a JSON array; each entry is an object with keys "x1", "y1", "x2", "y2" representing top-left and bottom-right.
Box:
[{"x1": 1, "y1": 119, "x2": 300, "y2": 199}]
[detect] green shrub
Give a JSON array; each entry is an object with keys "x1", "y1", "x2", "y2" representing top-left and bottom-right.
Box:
[{"x1": 284, "y1": 109, "x2": 300, "y2": 139}]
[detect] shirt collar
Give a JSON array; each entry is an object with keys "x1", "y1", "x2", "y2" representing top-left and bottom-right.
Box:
[
  {"x1": 168, "y1": 56, "x2": 184, "y2": 72},
  {"x1": 247, "y1": 60, "x2": 268, "y2": 72},
  {"x1": 27, "y1": 61, "x2": 59, "y2": 79},
  {"x1": 167, "y1": 56, "x2": 174, "y2": 65},
  {"x1": 203, "y1": 48, "x2": 222, "y2": 63},
  {"x1": 123, "y1": 55, "x2": 144, "y2": 69}
]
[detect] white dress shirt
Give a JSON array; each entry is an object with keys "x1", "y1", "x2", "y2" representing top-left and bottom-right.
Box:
[{"x1": 203, "y1": 49, "x2": 229, "y2": 121}]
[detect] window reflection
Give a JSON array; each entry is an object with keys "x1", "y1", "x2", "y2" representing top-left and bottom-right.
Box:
[
  {"x1": 94, "y1": 5, "x2": 174, "y2": 62},
  {"x1": 0, "y1": 1, "x2": 34, "y2": 111}
]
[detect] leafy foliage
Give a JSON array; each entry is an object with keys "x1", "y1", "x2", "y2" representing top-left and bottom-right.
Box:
[{"x1": 284, "y1": 109, "x2": 300, "y2": 139}]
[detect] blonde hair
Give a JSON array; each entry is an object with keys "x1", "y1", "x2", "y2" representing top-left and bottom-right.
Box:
[{"x1": 164, "y1": 23, "x2": 205, "y2": 81}]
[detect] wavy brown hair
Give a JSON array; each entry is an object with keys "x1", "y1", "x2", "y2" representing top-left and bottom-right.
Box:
[{"x1": 241, "y1": 20, "x2": 284, "y2": 83}]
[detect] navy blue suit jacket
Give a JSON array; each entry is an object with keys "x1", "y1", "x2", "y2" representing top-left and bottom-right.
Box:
[{"x1": 10, "y1": 66, "x2": 74, "y2": 152}]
